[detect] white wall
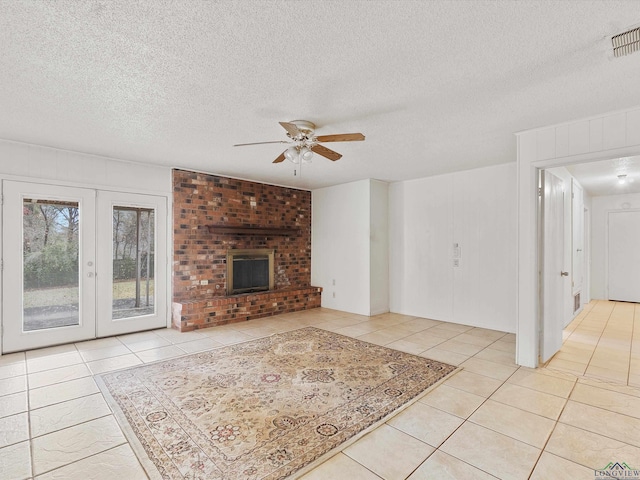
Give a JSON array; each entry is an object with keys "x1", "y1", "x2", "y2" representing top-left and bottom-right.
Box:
[
  {"x1": 389, "y1": 163, "x2": 517, "y2": 333},
  {"x1": 311, "y1": 179, "x2": 372, "y2": 315},
  {"x1": 369, "y1": 180, "x2": 389, "y2": 315},
  {"x1": 0, "y1": 139, "x2": 171, "y2": 193},
  {"x1": 591, "y1": 192, "x2": 640, "y2": 300},
  {"x1": 389, "y1": 173, "x2": 454, "y2": 321}
]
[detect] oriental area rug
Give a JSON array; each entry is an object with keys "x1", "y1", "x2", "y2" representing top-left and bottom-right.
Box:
[{"x1": 97, "y1": 327, "x2": 458, "y2": 480}]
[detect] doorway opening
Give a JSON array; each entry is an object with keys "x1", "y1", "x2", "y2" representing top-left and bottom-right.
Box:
[{"x1": 537, "y1": 155, "x2": 640, "y2": 371}]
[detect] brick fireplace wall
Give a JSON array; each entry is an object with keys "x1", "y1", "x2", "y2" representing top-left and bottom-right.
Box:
[{"x1": 172, "y1": 169, "x2": 321, "y2": 331}]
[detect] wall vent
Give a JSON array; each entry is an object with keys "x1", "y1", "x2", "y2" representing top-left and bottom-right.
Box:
[
  {"x1": 573, "y1": 292, "x2": 581, "y2": 313},
  {"x1": 612, "y1": 27, "x2": 640, "y2": 57}
]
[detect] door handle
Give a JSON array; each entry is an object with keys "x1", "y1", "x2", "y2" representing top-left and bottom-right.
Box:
[
  {"x1": 561, "y1": 271, "x2": 569, "y2": 277},
  {"x1": 87, "y1": 272, "x2": 94, "y2": 278}
]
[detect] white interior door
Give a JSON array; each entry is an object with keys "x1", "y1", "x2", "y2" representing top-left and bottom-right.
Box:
[
  {"x1": 584, "y1": 208, "x2": 591, "y2": 304},
  {"x1": 608, "y1": 210, "x2": 640, "y2": 303},
  {"x1": 541, "y1": 171, "x2": 566, "y2": 363},
  {"x1": 571, "y1": 180, "x2": 584, "y2": 297},
  {"x1": 96, "y1": 190, "x2": 167, "y2": 336},
  {"x1": 2, "y1": 181, "x2": 97, "y2": 352}
]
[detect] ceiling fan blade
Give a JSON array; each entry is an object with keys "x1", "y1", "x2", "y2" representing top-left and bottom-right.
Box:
[
  {"x1": 233, "y1": 140, "x2": 289, "y2": 147},
  {"x1": 279, "y1": 121, "x2": 301, "y2": 137},
  {"x1": 311, "y1": 144, "x2": 342, "y2": 161},
  {"x1": 273, "y1": 151, "x2": 286, "y2": 163},
  {"x1": 315, "y1": 133, "x2": 365, "y2": 142}
]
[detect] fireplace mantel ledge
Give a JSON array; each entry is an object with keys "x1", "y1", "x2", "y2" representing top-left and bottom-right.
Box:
[{"x1": 199, "y1": 225, "x2": 301, "y2": 236}]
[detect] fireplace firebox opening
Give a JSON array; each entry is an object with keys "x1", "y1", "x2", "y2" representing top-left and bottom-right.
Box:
[{"x1": 226, "y1": 249, "x2": 275, "y2": 295}]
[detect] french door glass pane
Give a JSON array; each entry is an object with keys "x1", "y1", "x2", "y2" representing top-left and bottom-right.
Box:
[
  {"x1": 112, "y1": 207, "x2": 155, "y2": 319},
  {"x1": 23, "y1": 199, "x2": 80, "y2": 331}
]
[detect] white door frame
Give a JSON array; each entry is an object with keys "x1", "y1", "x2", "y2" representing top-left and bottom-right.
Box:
[{"x1": 516, "y1": 106, "x2": 640, "y2": 367}]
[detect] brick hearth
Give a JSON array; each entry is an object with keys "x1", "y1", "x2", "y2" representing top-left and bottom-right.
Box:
[{"x1": 172, "y1": 169, "x2": 321, "y2": 331}]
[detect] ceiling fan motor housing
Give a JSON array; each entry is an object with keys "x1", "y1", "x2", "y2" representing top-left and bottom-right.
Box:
[{"x1": 287, "y1": 120, "x2": 316, "y2": 141}]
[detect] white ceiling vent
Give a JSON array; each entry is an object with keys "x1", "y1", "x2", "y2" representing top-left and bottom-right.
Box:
[{"x1": 612, "y1": 27, "x2": 640, "y2": 57}]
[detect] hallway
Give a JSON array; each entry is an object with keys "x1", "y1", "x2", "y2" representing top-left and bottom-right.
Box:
[{"x1": 546, "y1": 300, "x2": 640, "y2": 387}]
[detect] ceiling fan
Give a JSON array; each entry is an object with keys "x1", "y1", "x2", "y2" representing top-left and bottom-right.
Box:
[{"x1": 233, "y1": 120, "x2": 365, "y2": 164}]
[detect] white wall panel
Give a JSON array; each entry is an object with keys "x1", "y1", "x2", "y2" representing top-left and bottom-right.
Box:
[
  {"x1": 568, "y1": 121, "x2": 590, "y2": 156},
  {"x1": 370, "y1": 180, "x2": 389, "y2": 315},
  {"x1": 603, "y1": 113, "x2": 627, "y2": 151},
  {"x1": 518, "y1": 131, "x2": 537, "y2": 163},
  {"x1": 627, "y1": 109, "x2": 640, "y2": 146},
  {"x1": 63, "y1": 151, "x2": 91, "y2": 184},
  {"x1": 388, "y1": 182, "x2": 405, "y2": 313},
  {"x1": 536, "y1": 128, "x2": 556, "y2": 161},
  {"x1": 311, "y1": 180, "x2": 371, "y2": 315},
  {"x1": 589, "y1": 118, "x2": 603, "y2": 152},
  {"x1": 0, "y1": 141, "x2": 29, "y2": 175},
  {"x1": 453, "y1": 164, "x2": 517, "y2": 332},
  {"x1": 29, "y1": 145, "x2": 60, "y2": 179},
  {"x1": 389, "y1": 174, "x2": 454, "y2": 321},
  {"x1": 555, "y1": 125, "x2": 569, "y2": 158},
  {"x1": 0, "y1": 140, "x2": 170, "y2": 193},
  {"x1": 389, "y1": 163, "x2": 516, "y2": 332}
]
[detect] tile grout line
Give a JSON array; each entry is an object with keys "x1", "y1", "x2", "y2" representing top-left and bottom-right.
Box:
[
  {"x1": 23, "y1": 344, "x2": 91, "y2": 478},
  {"x1": 32, "y1": 438, "x2": 130, "y2": 478},
  {"x1": 560, "y1": 299, "x2": 613, "y2": 379},
  {"x1": 35, "y1": 443, "x2": 151, "y2": 480},
  {"x1": 25, "y1": 354, "x2": 35, "y2": 480},
  {"x1": 586, "y1": 302, "x2": 632, "y2": 384},
  {"x1": 408, "y1": 366, "x2": 522, "y2": 479},
  {"x1": 627, "y1": 305, "x2": 638, "y2": 386},
  {"x1": 524, "y1": 375, "x2": 579, "y2": 479}
]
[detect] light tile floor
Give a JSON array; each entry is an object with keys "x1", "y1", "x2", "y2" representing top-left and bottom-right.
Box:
[
  {"x1": 1, "y1": 304, "x2": 639, "y2": 479},
  {"x1": 548, "y1": 299, "x2": 640, "y2": 387}
]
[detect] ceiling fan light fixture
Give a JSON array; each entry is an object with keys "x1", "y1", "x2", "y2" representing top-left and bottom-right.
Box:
[
  {"x1": 283, "y1": 145, "x2": 313, "y2": 165},
  {"x1": 300, "y1": 146, "x2": 313, "y2": 163},
  {"x1": 284, "y1": 146, "x2": 299, "y2": 164}
]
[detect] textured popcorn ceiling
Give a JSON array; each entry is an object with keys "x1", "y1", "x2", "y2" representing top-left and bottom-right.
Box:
[{"x1": 1, "y1": 0, "x2": 640, "y2": 189}]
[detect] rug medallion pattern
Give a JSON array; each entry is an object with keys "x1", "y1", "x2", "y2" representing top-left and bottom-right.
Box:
[{"x1": 98, "y1": 327, "x2": 457, "y2": 479}]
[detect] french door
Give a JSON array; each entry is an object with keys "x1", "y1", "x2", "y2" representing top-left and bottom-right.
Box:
[
  {"x1": 96, "y1": 190, "x2": 167, "y2": 337},
  {"x1": 2, "y1": 181, "x2": 167, "y2": 352}
]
